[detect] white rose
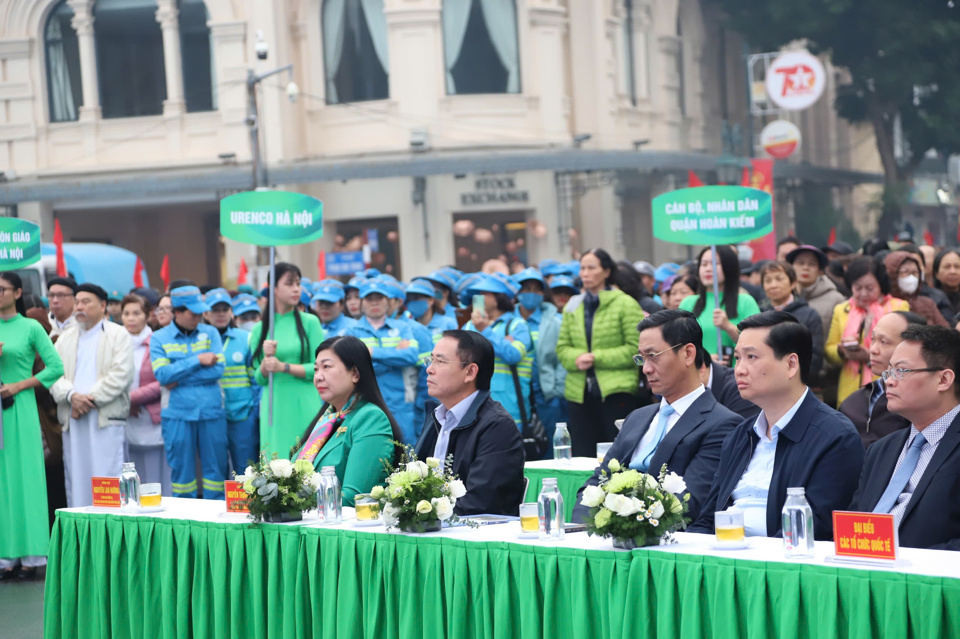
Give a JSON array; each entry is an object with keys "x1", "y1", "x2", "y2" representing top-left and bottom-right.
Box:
[
  {"x1": 650, "y1": 500, "x2": 665, "y2": 519},
  {"x1": 432, "y1": 496, "x2": 454, "y2": 521},
  {"x1": 607, "y1": 459, "x2": 621, "y2": 472},
  {"x1": 662, "y1": 472, "x2": 687, "y2": 495},
  {"x1": 603, "y1": 493, "x2": 638, "y2": 517},
  {"x1": 307, "y1": 473, "x2": 324, "y2": 491},
  {"x1": 448, "y1": 479, "x2": 467, "y2": 499},
  {"x1": 269, "y1": 459, "x2": 294, "y2": 478},
  {"x1": 244, "y1": 465, "x2": 256, "y2": 478},
  {"x1": 416, "y1": 500, "x2": 433, "y2": 514},
  {"x1": 426, "y1": 457, "x2": 441, "y2": 469},
  {"x1": 642, "y1": 474, "x2": 659, "y2": 490},
  {"x1": 406, "y1": 461, "x2": 429, "y2": 479},
  {"x1": 382, "y1": 503, "x2": 400, "y2": 525},
  {"x1": 581, "y1": 485, "x2": 606, "y2": 508}
]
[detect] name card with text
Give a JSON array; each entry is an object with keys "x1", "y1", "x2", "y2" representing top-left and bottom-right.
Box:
[
  {"x1": 832, "y1": 511, "x2": 898, "y2": 561},
  {"x1": 225, "y1": 480, "x2": 250, "y2": 513},
  {"x1": 91, "y1": 477, "x2": 121, "y2": 508}
]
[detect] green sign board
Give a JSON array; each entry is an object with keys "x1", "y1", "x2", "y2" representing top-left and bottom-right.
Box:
[
  {"x1": 652, "y1": 185, "x2": 773, "y2": 246},
  {"x1": 220, "y1": 190, "x2": 324, "y2": 246},
  {"x1": 0, "y1": 217, "x2": 41, "y2": 269}
]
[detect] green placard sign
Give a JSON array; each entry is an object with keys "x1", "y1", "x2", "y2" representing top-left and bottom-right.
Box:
[
  {"x1": 0, "y1": 217, "x2": 41, "y2": 269},
  {"x1": 220, "y1": 190, "x2": 323, "y2": 246},
  {"x1": 652, "y1": 185, "x2": 772, "y2": 246}
]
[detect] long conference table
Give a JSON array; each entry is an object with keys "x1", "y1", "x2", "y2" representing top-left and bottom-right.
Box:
[{"x1": 45, "y1": 498, "x2": 960, "y2": 639}]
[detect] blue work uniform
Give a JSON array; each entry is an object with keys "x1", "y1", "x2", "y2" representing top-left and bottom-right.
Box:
[
  {"x1": 150, "y1": 322, "x2": 228, "y2": 499},
  {"x1": 523, "y1": 304, "x2": 564, "y2": 452},
  {"x1": 347, "y1": 316, "x2": 419, "y2": 442},
  {"x1": 398, "y1": 317, "x2": 435, "y2": 440},
  {"x1": 465, "y1": 312, "x2": 532, "y2": 427},
  {"x1": 425, "y1": 311, "x2": 458, "y2": 345},
  {"x1": 219, "y1": 326, "x2": 260, "y2": 471},
  {"x1": 322, "y1": 313, "x2": 358, "y2": 337}
]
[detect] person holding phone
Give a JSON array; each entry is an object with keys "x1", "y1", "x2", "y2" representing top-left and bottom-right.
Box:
[{"x1": 825, "y1": 256, "x2": 909, "y2": 406}]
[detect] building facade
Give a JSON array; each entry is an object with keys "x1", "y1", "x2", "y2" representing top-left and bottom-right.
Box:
[{"x1": 0, "y1": 0, "x2": 881, "y2": 286}]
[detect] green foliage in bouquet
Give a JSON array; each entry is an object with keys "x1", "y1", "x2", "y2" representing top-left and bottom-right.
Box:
[
  {"x1": 234, "y1": 447, "x2": 322, "y2": 523},
  {"x1": 371, "y1": 445, "x2": 475, "y2": 532},
  {"x1": 582, "y1": 460, "x2": 690, "y2": 547}
]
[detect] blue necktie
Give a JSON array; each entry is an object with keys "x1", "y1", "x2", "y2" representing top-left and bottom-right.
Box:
[
  {"x1": 632, "y1": 404, "x2": 676, "y2": 472},
  {"x1": 873, "y1": 432, "x2": 926, "y2": 515}
]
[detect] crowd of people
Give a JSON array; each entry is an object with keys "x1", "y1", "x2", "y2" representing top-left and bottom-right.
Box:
[{"x1": 3, "y1": 231, "x2": 960, "y2": 579}]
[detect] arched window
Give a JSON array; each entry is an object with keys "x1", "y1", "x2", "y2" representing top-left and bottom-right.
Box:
[
  {"x1": 95, "y1": 0, "x2": 167, "y2": 118},
  {"x1": 179, "y1": 0, "x2": 216, "y2": 112},
  {"x1": 322, "y1": 0, "x2": 389, "y2": 104},
  {"x1": 45, "y1": 1, "x2": 83, "y2": 122},
  {"x1": 443, "y1": 0, "x2": 519, "y2": 95}
]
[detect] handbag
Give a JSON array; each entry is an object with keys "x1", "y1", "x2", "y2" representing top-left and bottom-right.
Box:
[{"x1": 511, "y1": 364, "x2": 549, "y2": 460}]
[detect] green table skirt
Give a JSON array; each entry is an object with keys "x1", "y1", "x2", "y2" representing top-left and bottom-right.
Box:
[
  {"x1": 523, "y1": 466, "x2": 593, "y2": 522},
  {"x1": 44, "y1": 510, "x2": 960, "y2": 639}
]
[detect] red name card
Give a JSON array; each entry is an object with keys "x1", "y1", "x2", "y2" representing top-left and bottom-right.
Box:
[
  {"x1": 225, "y1": 480, "x2": 250, "y2": 513},
  {"x1": 832, "y1": 511, "x2": 898, "y2": 561},
  {"x1": 91, "y1": 477, "x2": 120, "y2": 508}
]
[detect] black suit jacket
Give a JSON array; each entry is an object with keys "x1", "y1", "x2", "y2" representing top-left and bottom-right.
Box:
[
  {"x1": 688, "y1": 391, "x2": 864, "y2": 540},
  {"x1": 848, "y1": 411, "x2": 960, "y2": 550},
  {"x1": 838, "y1": 381, "x2": 910, "y2": 448},
  {"x1": 709, "y1": 362, "x2": 760, "y2": 422},
  {"x1": 572, "y1": 390, "x2": 740, "y2": 523}
]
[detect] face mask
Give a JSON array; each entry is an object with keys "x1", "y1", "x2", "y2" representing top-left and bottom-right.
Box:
[
  {"x1": 406, "y1": 299, "x2": 431, "y2": 319},
  {"x1": 518, "y1": 292, "x2": 543, "y2": 311},
  {"x1": 238, "y1": 321, "x2": 258, "y2": 332},
  {"x1": 898, "y1": 275, "x2": 919, "y2": 294}
]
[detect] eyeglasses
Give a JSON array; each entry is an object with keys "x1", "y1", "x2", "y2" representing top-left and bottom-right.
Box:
[
  {"x1": 881, "y1": 367, "x2": 945, "y2": 382},
  {"x1": 423, "y1": 356, "x2": 471, "y2": 368},
  {"x1": 48, "y1": 292, "x2": 74, "y2": 300},
  {"x1": 156, "y1": 306, "x2": 173, "y2": 313},
  {"x1": 633, "y1": 343, "x2": 683, "y2": 367},
  {"x1": 0, "y1": 286, "x2": 15, "y2": 295}
]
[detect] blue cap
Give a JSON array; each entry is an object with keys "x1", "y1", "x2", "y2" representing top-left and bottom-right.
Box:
[
  {"x1": 405, "y1": 279, "x2": 436, "y2": 299},
  {"x1": 490, "y1": 272, "x2": 521, "y2": 297},
  {"x1": 538, "y1": 259, "x2": 560, "y2": 272},
  {"x1": 438, "y1": 266, "x2": 464, "y2": 285},
  {"x1": 359, "y1": 279, "x2": 392, "y2": 299},
  {"x1": 513, "y1": 267, "x2": 544, "y2": 286},
  {"x1": 204, "y1": 287, "x2": 232, "y2": 309},
  {"x1": 466, "y1": 274, "x2": 514, "y2": 297},
  {"x1": 421, "y1": 269, "x2": 458, "y2": 292},
  {"x1": 360, "y1": 268, "x2": 381, "y2": 279},
  {"x1": 231, "y1": 294, "x2": 259, "y2": 316},
  {"x1": 170, "y1": 286, "x2": 210, "y2": 314},
  {"x1": 654, "y1": 263, "x2": 680, "y2": 284},
  {"x1": 300, "y1": 277, "x2": 313, "y2": 290},
  {"x1": 345, "y1": 276, "x2": 365, "y2": 292},
  {"x1": 236, "y1": 284, "x2": 256, "y2": 296},
  {"x1": 374, "y1": 277, "x2": 405, "y2": 300},
  {"x1": 549, "y1": 275, "x2": 578, "y2": 292},
  {"x1": 313, "y1": 279, "x2": 344, "y2": 295},
  {"x1": 311, "y1": 282, "x2": 345, "y2": 304},
  {"x1": 541, "y1": 261, "x2": 575, "y2": 277},
  {"x1": 564, "y1": 260, "x2": 581, "y2": 277},
  {"x1": 107, "y1": 290, "x2": 123, "y2": 302}
]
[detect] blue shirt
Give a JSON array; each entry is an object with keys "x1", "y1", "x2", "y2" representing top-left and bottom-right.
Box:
[
  {"x1": 432, "y1": 390, "x2": 480, "y2": 463},
  {"x1": 149, "y1": 322, "x2": 226, "y2": 421},
  {"x1": 731, "y1": 388, "x2": 809, "y2": 536},
  {"x1": 322, "y1": 313, "x2": 358, "y2": 338}
]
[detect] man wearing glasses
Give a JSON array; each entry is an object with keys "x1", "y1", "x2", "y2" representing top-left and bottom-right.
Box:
[
  {"x1": 688, "y1": 311, "x2": 864, "y2": 540},
  {"x1": 848, "y1": 325, "x2": 960, "y2": 550},
  {"x1": 414, "y1": 330, "x2": 525, "y2": 516},
  {"x1": 46, "y1": 277, "x2": 78, "y2": 338},
  {"x1": 572, "y1": 310, "x2": 741, "y2": 523}
]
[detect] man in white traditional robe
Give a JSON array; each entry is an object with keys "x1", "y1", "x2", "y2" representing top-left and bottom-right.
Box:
[{"x1": 51, "y1": 283, "x2": 134, "y2": 507}]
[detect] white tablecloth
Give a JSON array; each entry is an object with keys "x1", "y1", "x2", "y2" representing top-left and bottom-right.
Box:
[{"x1": 524, "y1": 456, "x2": 599, "y2": 472}]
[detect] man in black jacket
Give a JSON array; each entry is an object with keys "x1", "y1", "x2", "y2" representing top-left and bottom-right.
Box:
[
  {"x1": 415, "y1": 330, "x2": 525, "y2": 516},
  {"x1": 689, "y1": 311, "x2": 864, "y2": 540}
]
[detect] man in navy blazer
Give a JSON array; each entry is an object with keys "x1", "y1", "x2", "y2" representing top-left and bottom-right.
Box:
[
  {"x1": 848, "y1": 325, "x2": 960, "y2": 550},
  {"x1": 573, "y1": 310, "x2": 741, "y2": 523},
  {"x1": 689, "y1": 311, "x2": 864, "y2": 540}
]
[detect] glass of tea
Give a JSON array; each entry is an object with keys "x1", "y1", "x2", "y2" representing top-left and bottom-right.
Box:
[
  {"x1": 140, "y1": 483, "x2": 162, "y2": 508},
  {"x1": 519, "y1": 502, "x2": 539, "y2": 534},
  {"x1": 715, "y1": 509, "x2": 745, "y2": 543},
  {"x1": 354, "y1": 494, "x2": 380, "y2": 521},
  {"x1": 596, "y1": 442, "x2": 613, "y2": 464}
]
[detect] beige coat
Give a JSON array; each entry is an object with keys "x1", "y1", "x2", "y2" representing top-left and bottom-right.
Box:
[{"x1": 51, "y1": 321, "x2": 134, "y2": 430}]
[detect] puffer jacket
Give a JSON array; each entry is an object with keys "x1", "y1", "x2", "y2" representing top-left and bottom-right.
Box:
[{"x1": 556, "y1": 289, "x2": 644, "y2": 404}]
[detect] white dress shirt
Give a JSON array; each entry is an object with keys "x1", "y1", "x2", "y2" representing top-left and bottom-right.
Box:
[
  {"x1": 630, "y1": 384, "x2": 706, "y2": 466},
  {"x1": 433, "y1": 391, "x2": 480, "y2": 463},
  {"x1": 732, "y1": 388, "x2": 809, "y2": 536}
]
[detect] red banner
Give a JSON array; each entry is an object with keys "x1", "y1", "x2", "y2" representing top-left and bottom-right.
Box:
[
  {"x1": 53, "y1": 218, "x2": 67, "y2": 277},
  {"x1": 159, "y1": 254, "x2": 170, "y2": 290},
  {"x1": 133, "y1": 257, "x2": 144, "y2": 288},
  {"x1": 237, "y1": 258, "x2": 248, "y2": 285},
  {"x1": 746, "y1": 159, "x2": 777, "y2": 261},
  {"x1": 832, "y1": 511, "x2": 898, "y2": 560},
  {"x1": 91, "y1": 477, "x2": 120, "y2": 508}
]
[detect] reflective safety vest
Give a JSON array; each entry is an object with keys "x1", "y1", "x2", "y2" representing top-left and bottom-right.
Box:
[
  {"x1": 219, "y1": 326, "x2": 259, "y2": 422},
  {"x1": 466, "y1": 311, "x2": 532, "y2": 427},
  {"x1": 346, "y1": 316, "x2": 418, "y2": 420},
  {"x1": 149, "y1": 322, "x2": 226, "y2": 420}
]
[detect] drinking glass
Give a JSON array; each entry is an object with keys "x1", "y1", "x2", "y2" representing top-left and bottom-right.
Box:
[
  {"x1": 596, "y1": 442, "x2": 613, "y2": 464},
  {"x1": 519, "y1": 502, "x2": 539, "y2": 533},
  {"x1": 715, "y1": 510, "x2": 745, "y2": 543},
  {"x1": 140, "y1": 483, "x2": 162, "y2": 508}
]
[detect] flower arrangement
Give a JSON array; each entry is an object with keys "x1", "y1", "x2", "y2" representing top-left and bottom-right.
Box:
[
  {"x1": 234, "y1": 451, "x2": 322, "y2": 523},
  {"x1": 372, "y1": 447, "x2": 471, "y2": 532},
  {"x1": 581, "y1": 460, "x2": 690, "y2": 548}
]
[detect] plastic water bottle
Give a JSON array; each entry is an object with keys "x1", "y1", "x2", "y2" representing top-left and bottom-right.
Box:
[
  {"x1": 538, "y1": 478, "x2": 564, "y2": 540},
  {"x1": 553, "y1": 422, "x2": 572, "y2": 463},
  {"x1": 119, "y1": 462, "x2": 141, "y2": 512},
  {"x1": 782, "y1": 487, "x2": 815, "y2": 558},
  {"x1": 317, "y1": 466, "x2": 342, "y2": 525}
]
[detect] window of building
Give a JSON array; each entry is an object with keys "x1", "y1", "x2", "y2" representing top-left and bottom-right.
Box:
[
  {"x1": 443, "y1": 0, "x2": 520, "y2": 95},
  {"x1": 45, "y1": 1, "x2": 83, "y2": 123},
  {"x1": 453, "y1": 211, "x2": 528, "y2": 273},
  {"x1": 620, "y1": 0, "x2": 636, "y2": 105},
  {"x1": 95, "y1": 0, "x2": 167, "y2": 118},
  {"x1": 179, "y1": 0, "x2": 216, "y2": 112},
  {"x1": 334, "y1": 217, "x2": 401, "y2": 278},
  {"x1": 322, "y1": 0, "x2": 389, "y2": 104}
]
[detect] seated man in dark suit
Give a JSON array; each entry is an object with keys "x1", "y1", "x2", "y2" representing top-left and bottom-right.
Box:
[
  {"x1": 572, "y1": 310, "x2": 741, "y2": 523},
  {"x1": 689, "y1": 311, "x2": 864, "y2": 540},
  {"x1": 415, "y1": 330, "x2": 525, "y2": 516},
  {"x1": 700, "y1": 357, "x2": 760, "y2": 421},
  {"x1": 848, "y1": 325, "x2": 960, "y2": 550},
  {"x1": 839, "y1": 311, "x2": 925, "y2": 448}
]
